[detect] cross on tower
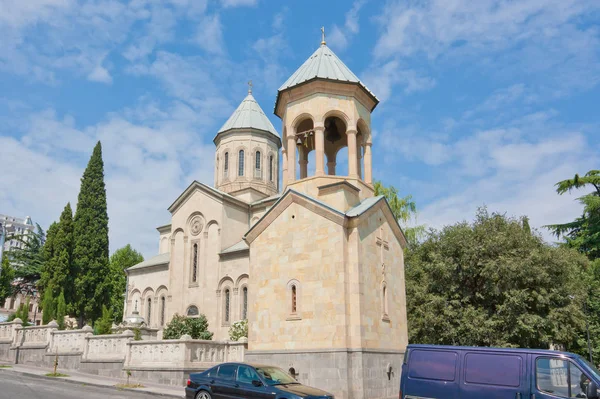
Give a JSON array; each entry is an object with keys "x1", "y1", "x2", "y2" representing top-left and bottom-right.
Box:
[
  {"x1": 248, "y1": 80, "x2": 253, "y2": 94},
  {"x1": 376, "y1": 227, "x2": 389, "y2": 277},
  {"x1": 321, "y1": 26, "x2": 326, "y2": 45}
]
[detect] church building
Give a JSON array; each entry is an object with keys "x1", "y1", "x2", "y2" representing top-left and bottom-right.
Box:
[{"x1": 125, "y1": 33, "x2": 408, "y2": 399}]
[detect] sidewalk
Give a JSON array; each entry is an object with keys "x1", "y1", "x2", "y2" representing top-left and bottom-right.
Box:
[{"x1": 0, "y1": 363, "x2": 185, "y2": 398}]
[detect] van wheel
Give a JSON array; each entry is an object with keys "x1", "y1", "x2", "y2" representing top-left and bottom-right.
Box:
[{"x1": 195, "y1": 391, "x2": 212, "y2": 399}]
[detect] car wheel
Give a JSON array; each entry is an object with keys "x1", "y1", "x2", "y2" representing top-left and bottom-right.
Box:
[{"x1": 195, "y1": 390, "x2": 212, "y2": 399}]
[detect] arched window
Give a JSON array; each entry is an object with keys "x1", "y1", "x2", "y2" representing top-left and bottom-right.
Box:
[
  {"x1": 382, "y1": 284, "x2": 389, "y2": 321},
  {"x1": 224, "y1": 289, "x2": 231, "y2": 323},
  {"x1": 255, "y1": 151, "x2": 261, "y2": 170},
  {"x1": 192, "y1": 243, "x2": 198, "y2": 283},
  {"x1": 269, "y1": 155, "x2": 274, "y2": 181},
  {"x1": 160, "y1": 296, "x2": 166, "y2": 326},
  {"x1": 238, "y1": 150, "x2": 245, "y2": 176},
  {"x1": 242, "y1": 287, "x2": 248, "y2": 320},
  {"x1": 254, "y1": 151, "x2": 261, "y2": 178},
  {"x1": 291, "y1": 285, "x2": 297, "y2": 314},
  {"x1": 224, "y1": 152, "x2": 229, "y2": 177},
  {"x1": 147, "y1": 297, "x2": 152, "y2": 325},
  {"x1": 187, "y1": 305, "x2": 199, "y2": 317}
]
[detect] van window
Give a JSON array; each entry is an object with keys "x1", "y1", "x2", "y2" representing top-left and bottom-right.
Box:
[
  {"x1": 408, "y1": 350, "x2": 457, "y2": 382},
  {"x1": 465, "y1": 353, "x2": 521, "y2": 387},
  {"x1": 535, "y1": 357, "x2": 591, "y2": 398}
]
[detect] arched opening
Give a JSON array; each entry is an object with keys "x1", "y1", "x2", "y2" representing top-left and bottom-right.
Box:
[
  {"x1": 291, "y1": 285, "x2": 297, "y2": 314},
  {"x1": 242, "y1": 286, "x2": 248, "y2": 320},
  {"x1": 160, "y1": 296, "x2": 166, "y2": 326},
  {"x1": 382, "y1": 284, "x2": 389, "y2": 317},
  {"x1": 187, "y1": 305, "x2": 199, "y2": 317},
  {"x1": 335, "y1": 146, "x2": 349, "y2": 176},
  {"x1": 223, "y1": 152, "x2": 229, "y2": 178},
  {"x1": 238, "y1": 150, "x2": 245, "y2": 177},
  {"x1": 294, "y1": 118, "x2": 314, "y2": 180},
  {"x1": 323, "y1": 116, "x2": 348, "y2": 176},
  {"x1": 147, "y1": 297, "x2": 152, "y2": 325},
  {"x1": 224, "y1": 289, "x2": 231, "y2": 323},
  {"x1": 268, "y1": 154, "x2": 274, "y2": 182},
  {"x1": 191, "y1": 243, "x2": 198, "y2": 283},
  {"x1": 254, "y1": 150, "x2": 262, "y2": 179}
]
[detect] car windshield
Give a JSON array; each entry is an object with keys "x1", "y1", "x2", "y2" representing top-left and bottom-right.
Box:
[
  {"x1": 579, "y1": 356, "x2": 600, "y2": 380},
  {"x1": 255, "y1": 366, "x2": 298, "y2": 386}
]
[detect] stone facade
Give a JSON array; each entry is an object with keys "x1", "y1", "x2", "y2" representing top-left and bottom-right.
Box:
[{"x1": 122, "y1": 39, "x2": 408, "y2": 399}]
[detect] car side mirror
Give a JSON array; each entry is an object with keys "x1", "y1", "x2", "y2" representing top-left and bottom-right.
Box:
[
  {"x1": 587, "y1": 380, "x2": 599, "y2": 399},
  {"x1": 252, "y1": 380, "x2": 263, "y2": 387}
]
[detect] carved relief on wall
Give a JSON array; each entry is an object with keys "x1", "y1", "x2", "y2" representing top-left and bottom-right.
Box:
[{"x1": 190, "y1": 216, "x2": 204, "y2": 236}]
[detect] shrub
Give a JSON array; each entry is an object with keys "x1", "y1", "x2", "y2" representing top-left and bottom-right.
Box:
[
  {"x1": 229, "y1": 319, "x2": 248, "y2": 341},
  {"x1": 93, "y1": 305, "x2": 113, "y2": 335},
  {"x1": 163, "y1": 314, "x2": 213, "y2": 340}
]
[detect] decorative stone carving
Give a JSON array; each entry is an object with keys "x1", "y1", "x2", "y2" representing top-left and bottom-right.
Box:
[{"x1": 190, "y1": 216, "x2": 204, "y2": 236}]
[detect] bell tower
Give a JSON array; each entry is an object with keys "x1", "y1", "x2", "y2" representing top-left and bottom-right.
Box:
[{"x1": 274, "y1": 28, "x2": 379, "y2": 202}]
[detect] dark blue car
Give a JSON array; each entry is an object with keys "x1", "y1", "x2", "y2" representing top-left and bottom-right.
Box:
[
  {"x1": 185, "y1": 362, "x2": 334, "y2": 399},
  {"x1": 401, "y1": 344, "x2": 600, "y2": 399}
]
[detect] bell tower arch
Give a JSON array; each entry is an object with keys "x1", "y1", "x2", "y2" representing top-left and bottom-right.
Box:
[{"x1": 274, "y1": 34, "x2": 379, "y2": 200}]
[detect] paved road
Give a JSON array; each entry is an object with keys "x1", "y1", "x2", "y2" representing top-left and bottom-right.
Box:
[{"x1": 0, "y1": 371, "x2": 177, "y2": 399}]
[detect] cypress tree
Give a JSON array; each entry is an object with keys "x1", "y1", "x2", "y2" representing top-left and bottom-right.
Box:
[
  {"x1": 73, "y1": 141, "x2": 110, "y2": 326},
  {"x1": 41, "y1": 289, "x2": 55, "y2": 324},
  {"x1": 39, "y1": 222, "x2": 59, "y2": 297},
  {"x1": 56, "y1": 290, "x2": 66, "y2": 330}
]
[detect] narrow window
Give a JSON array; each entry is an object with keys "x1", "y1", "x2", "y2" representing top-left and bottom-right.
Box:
[
  {"x1": 242, "y1": 287, "x2": 248, "y2": 320},
  {"x1": 147, "y1": 297, "x2": 152, "y2": 325},
  {"x1": 269, "y1": 155, "x2": 274, "y2": 181},
  {"x1": 238, "y1": 150, "x2": 245, "y2": 176},
  {"x1": 291, "y1": 285, "x2": 297, "y2": 313},
  {"x1": 383, "y1": 285, "x2": 389, "y2": 317},
  {"x1": 224, "y1": 152, "x2": 229, "y2": 177},
  {"x1": 225, "y1": 289, "x2": 231, "y2": 322},
  {"x1": 255, "y1": 151, "x2": 261, "y2": 170},
  {"x1": 160, "y1": 297, "x2": 166, "y2": 326},
  {"x1": 192, "y1": 243, "x2": 198, "y2": 283}
]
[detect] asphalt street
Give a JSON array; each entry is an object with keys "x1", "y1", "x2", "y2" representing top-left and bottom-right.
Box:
[{"x1": 0, "y1": 371, "x2": 176, "y2": 399}]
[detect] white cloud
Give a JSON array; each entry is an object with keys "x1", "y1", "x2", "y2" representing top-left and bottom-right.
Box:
[
  {"x1": 194, "y1": 14, "x2": 226, "y2": 55},
  {"x1": 362, "y1": 60, "x2": 436, "y2": 102},
  {"x1": 327, "y1": 0, "x2": 367, "y2": 52},
  {"x1": 87, "y1": 65, "x2": 112, "y2": 83},
  {"x1": 220, "y1": 0, "x2": 257, "y2": 8}
]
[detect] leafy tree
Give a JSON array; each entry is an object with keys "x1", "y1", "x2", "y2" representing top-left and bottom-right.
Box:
[
  {"x1": 11, "y1": 297, "x2": 31, "y2": 326},
  {"x1": 41, "y1": 288, "x2": 55, "y2": 325},
  {"x1": 373, "y1": 180, "x2": 425, "y2": 248},
  {"x1": 39, "y1": 222, "x2": 59, "y2": 297},
  {"x1": 9, "y1": 224, "x2": 45, "y2": 295},
  {"x1": 94, "y1": 305, "x2": 113, "y2": 335},
  {"x1": 109, "y1": 245, "x2": 143, "y2": 322},
  {"x1": 73, "y1": 141, "x2": 111, "y2": 326},
  {"x1": 229, "y1": 319, "x2": 248, "y2": 341},
  {"x1": 0, "y1": 257, "x2": 15, "y2": 308},
  {"x1": 163, "y1": 314, "x2": 213, "y2": 340},
  {"x1": 406, "y1": 208, "x2": 588, "y2": 350},
  {"x1": 56, "y1": 290, "x2": 66, "y2": 330},
  {"x1": 40, "y1": 203, "x2": 75, "y2": 310},
  {"x1": 547, "y1": 170, "x2": 600, "y2": 260}
]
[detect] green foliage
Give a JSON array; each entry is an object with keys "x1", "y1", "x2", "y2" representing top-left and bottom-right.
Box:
[
  {"x1": 12, "y1": 298, "x2": 31, "y2": 326},
  {"x1": 56, "y1": 291, "x2": 66, "y2": 330},
  {"x1": 39, "y1": 204, "x2": 75, "y2": 311},
  {"x1": 133, "y1": 327, "x2": 142, "y2": 341},
  {"x1": 373, "y1": 180, "x2": 426, "y2": 248},
  {"x1": 163, "y1": 314, "x2": 214, "y2": 340},
  {"x1": 406, "y1": 207, "x2": 589, "y2": 350},
  {"x1": 9, "y1": 224, "x2": 45, "y2": 295},
  {"x1": 94, "y1": 305, "x2": 113, "y2": 335},
  {"x1": 108, "y1": 245, "x2": 143, "y2": 322},
  {"x1": 547, "y1": 170, "x2": 600, "y2": 260},
  {"x1": 41, "y1": 289, "x2": 55, "y2": 325},
  {"x1": 229, "y1": 319, "x2": 248, "y2": 341},
  {"x1": 0, "y1": 257, "x2": 15, "y2": 308},
  {"x1": 73, "y1": 141, "x2": 111, "y2": 326}
]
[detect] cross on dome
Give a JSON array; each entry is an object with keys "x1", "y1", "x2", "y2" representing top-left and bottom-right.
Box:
[{"x1": 321, "y1": 26, "x2": 326, "y2": 46}]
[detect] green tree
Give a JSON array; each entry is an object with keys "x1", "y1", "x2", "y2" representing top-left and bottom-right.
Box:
[
  {"x1": 38, "y1": 222, "x2": 59, "y2": 298},
  {"x1": 163, "y1": 314, "x2": 214, "y2": 340},
  {"x1": 56, "y1": 290, "x2": 66, "y2": 330},
  {"x1": 229, "y1": 319, "x2": 248, "y2": 341},
  {"x1": 547, "y1": 170, "x2": 600, "y2": 260},
  {"x1": 9, "y1": 224, "x2": 45, "y2": 295},
  {"x1": 40, "y1": 203, "x2": 75, "y2": 311},
  {"x1": 0, "y1": 257, "x2": 15, "y2": 308},
  {"x1": 109, "y1": 245, "x2": 143, "y2": 322},
  {"x1": 373, "y1": 180, "x2": 425, "y2": 248},
  {"x1": 94, "y1": 305, "x2": 113, "y2": 335},
  {"x1": 73, "y1": 141, "x2": 110, "y2": 327},
  {"x1": 406, "y1": 207, "x2": 588, "y2": 350},
  {"x1": 41, "y1": 288, "x2": 55, "y2": 324}
]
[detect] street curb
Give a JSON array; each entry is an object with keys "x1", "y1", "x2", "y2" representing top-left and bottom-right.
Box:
[{"x1": 0, "y1": 368, "x2": 184, "y2": 398}]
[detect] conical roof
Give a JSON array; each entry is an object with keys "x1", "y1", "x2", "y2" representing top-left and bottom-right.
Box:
[
  {"x1": 277, "y1": 44, "x2": 378, "y2": 103},
  {"x1": 216, "y1": 93, "x2": 279, "y2": 138}
]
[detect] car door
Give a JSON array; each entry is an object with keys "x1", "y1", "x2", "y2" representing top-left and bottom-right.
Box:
[
  {"x1": 212, "y1": 364, "x2": 239, "y2": 399},
  {"x1": 532, "y1": 356, "x2": 592, "y2": 399},
  {"x1": 233, "y1": 365, "x2": 273, "y2": 399}
]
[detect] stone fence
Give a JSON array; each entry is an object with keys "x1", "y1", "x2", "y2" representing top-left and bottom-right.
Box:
[{"x1": 0, "y1": 321, "x2": 247, "y2": 386}]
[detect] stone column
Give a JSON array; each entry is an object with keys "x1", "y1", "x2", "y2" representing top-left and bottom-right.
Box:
[
  {"x1": 364, "y1": 142, "x2": 373, "y2": 184},
  {"x1": 281, "y1": 148, "x2": 288, "y2": 188},
  {"x1": 287, "y1": 134, "x2": 296, "y2": 184},
  {"x1": 347, "y1": 128, "x2": 358, "y2": 178},
  {"x1": 314, "y1": 124, "x2": 325, "y2": 176},
  {"x1": 299, "y1": 159, "x2": 308, "y2": 179},
  {"x1": 327, "y1": 161, "x2": 336, "y2": 175},
  {"x1": 357, "y1": 144, "x2": 363, "y2": 179}
]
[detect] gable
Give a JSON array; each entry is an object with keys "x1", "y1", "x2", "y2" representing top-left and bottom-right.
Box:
[{"x1": 168, "y1": 180, "x2": 249, "y2": 215}]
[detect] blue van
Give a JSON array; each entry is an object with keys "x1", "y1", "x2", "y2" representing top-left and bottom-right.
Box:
[{"x1": 400, "y1": 344, "x2": 600, "y2": 399}]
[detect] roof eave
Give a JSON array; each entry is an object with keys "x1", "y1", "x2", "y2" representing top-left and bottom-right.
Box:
[{"x1": 213, "y1": 128, "x2": 282, "y2": 147}]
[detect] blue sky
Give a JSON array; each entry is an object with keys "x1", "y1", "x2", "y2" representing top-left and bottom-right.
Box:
[{"x1": 1, "y1": 0, "x2": 599, "y2": 257}]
